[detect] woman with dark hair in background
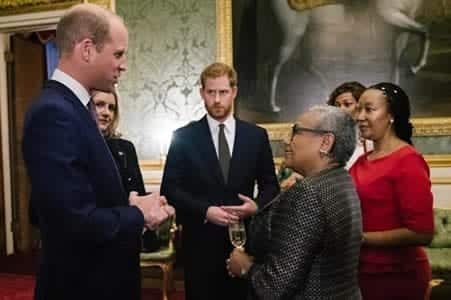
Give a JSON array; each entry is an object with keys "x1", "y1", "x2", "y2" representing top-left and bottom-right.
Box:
[
  {"x1": 328, "y1": 81, "x2": 370, "y2": 168},
  {"x1": 91, "y1": 90, "x2": 160, "y2": 253},
  {"x1": 350, "y1": 82, "x2": 434, "y2": 300},
  {"x1": 327, "y1": 81, "x2": 366, "y2": 118}
]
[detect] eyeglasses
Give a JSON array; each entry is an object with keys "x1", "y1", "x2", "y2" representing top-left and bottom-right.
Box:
[{"x1": 290, "y1": 123, "x2": 333, "y2": 141}]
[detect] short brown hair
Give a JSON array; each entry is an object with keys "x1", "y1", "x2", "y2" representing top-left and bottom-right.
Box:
[
  {"x1": 55, "y1": 4, "x2": 120, "y2": 55},
  {"x1": 91, "y1": 89, "x2": 121, "y2": 138},
  {"x1": 200, "y1": 62, "x2": 238, "y2": 88},
  {"x1": 327, "y1": 81, "x2": 366, "y2": 106}
]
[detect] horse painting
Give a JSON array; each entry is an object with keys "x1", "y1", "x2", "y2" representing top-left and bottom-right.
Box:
[{"x1": 269, "y1": 0, "x2": 429, "y2": 112}]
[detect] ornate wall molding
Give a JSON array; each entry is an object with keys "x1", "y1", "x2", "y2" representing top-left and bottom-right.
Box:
[
  {"x1": 0, "y1": 0, "x2": 115, "y2": 32},
  {"x1": 262, "y1": 123, "x2": 291, "y2": 140},
  {"x1": 412, "y1": 118, "x2": 451, "y2": 136},
  {"x1": 0, "y1": 0, "x2": 113, "y2": 17},
  {"x1": 431, "y1": 177, "x2": 451, "y2": 185},
  {"x1": 0, "y1": 1, "x2": 77, "y2": 16},
  {"x1": 216, "y1": 0, "x2": 232, "y2": 65},
  {"x1": 424, "y1": 154, "x2": 451, "y2": 168}
]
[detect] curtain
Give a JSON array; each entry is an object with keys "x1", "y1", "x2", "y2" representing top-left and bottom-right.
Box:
[{"x1": 45, "y1": 40, "x2": 58, "y2": 79}]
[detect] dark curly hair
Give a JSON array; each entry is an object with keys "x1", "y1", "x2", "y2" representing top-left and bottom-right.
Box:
[
  {"x1": 327, "y1": 81, "x2": 366, "y2": 106},
  {"x1": 368, "y1": 82, "x2": 413, "y2": 145}
]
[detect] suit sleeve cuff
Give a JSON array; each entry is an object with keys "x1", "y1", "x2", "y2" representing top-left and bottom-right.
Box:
[{"x1": 203, "y1": 205, "x2": 210, "y2": 224}]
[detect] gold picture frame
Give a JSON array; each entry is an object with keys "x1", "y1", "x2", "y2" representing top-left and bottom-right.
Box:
[
  {"x1": 216, "y1": 0, "x2": 451, "y2": 167},
  {"x1": 0, "y1": 0, "x2": 114, "y2": 16}
]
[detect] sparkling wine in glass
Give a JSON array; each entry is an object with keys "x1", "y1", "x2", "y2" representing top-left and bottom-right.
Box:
[{"x1": 228, "y1": 220, "x2": 247, "y2": 249}]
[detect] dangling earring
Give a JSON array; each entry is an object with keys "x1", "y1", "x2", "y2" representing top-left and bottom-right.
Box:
[{"x1": 319, "y1": 149, "x2": 328, "y2": 158}]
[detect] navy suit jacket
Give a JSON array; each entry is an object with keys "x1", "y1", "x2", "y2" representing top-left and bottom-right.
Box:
[
  {"x1": 23, "y1": 81, "x2": 144, "y2": 300},
  {"x1": 160, "y1": 116, "x2": 279, "y2": 299}
]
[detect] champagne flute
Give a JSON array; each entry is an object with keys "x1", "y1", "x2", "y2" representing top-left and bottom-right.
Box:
[{"x1": 228, "y1": 219, "x2": 246, "y2": 249}]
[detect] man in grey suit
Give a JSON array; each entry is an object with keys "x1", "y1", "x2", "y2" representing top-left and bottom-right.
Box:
[{"x1": 161, "y1": 62, "x2": 280, "y2": 300}]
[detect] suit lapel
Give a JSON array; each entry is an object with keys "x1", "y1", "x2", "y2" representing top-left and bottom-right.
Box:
[
  {"x1": 46, "y1": 80, "x2": 98, "y2": 131},
  {"x1": 197, "y1": 117, "x2": 225, "y2": 185},
  {"x1": 46, "y1": 80, "x2": 125, "y2": 197},
  {"x1": 228, "y1": 120, "x2": 245, "y2": 187}
]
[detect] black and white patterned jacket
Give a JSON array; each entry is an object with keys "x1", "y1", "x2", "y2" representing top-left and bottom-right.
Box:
[{"x1": 247, "y1": 167, "x2": 362, "y2": 300}]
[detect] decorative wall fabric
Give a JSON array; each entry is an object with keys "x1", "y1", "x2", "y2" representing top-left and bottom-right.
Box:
[{"x1": 116, "y1": 0, "x2": 216, "y2": 160}]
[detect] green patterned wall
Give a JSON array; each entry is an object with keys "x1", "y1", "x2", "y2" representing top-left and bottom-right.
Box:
[
  {"x1": 116, "y1": 0, "x2": 216, "y2": 160},
  {"x1": 413, "y1": 136, "x2": 451, "y2": 154}
]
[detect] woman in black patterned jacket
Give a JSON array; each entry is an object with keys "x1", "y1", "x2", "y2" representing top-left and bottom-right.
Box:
[{"x1": 227, "y1": 105, "x2": 363, "y2": 299}]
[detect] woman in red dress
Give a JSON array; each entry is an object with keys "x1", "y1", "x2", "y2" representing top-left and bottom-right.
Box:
[{"x1": 350, "y1": 82, "x2": 434, "y2": 300}]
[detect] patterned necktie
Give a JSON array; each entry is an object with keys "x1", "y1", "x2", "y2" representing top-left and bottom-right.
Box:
[{"x1": 218, "y1": 123, "x2": 231, "y2": 183}]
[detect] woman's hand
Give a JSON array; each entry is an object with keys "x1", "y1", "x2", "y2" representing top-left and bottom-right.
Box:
[
  {"x1": 280, "y1": 172, "x2": 303, "y2": 191},
  {"x1": 221, "y1": 194, "x2": 258, "y2": 218},
  {"x1": 226, "y1": 248, "x2": 254, "y2": 278}
]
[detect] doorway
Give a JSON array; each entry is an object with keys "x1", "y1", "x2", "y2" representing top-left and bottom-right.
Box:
[{"x1": 8, "y1": 32, "x2": 47, "y2": 253}]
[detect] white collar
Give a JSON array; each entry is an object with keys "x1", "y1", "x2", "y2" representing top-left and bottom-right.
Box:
[
  {"x1": 51, "y1": 69, "x2": 90, "y2": 107},
  {"x1": 206, "y1": 113, "x2": 235, "y2": 132}
]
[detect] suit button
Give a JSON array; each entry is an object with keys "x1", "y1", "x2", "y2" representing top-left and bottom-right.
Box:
[{"x1": 127, "y1": 177, "x2": 132, "y2": 182}]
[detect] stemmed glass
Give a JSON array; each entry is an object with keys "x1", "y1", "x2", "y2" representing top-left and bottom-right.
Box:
[{"x1": 228, "y1": 219, "x2": 247, "y2": 249}]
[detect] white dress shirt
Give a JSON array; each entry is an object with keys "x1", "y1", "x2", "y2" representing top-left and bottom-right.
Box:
[
  {"x1": 51, "y1": 68, "x2": 90, "y2": 107},
  {"x1": 206, "y1": 113, "x2": 236, "y2": 157}
]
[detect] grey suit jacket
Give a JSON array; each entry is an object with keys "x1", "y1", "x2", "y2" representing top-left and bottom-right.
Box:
[{"x1": 247, "y1": 167, "x2": 362, "y2": 300}]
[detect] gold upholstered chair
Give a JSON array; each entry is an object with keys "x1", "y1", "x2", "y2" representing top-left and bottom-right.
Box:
[{"x1": 140, "y1": 216, "x2": 178, "y2": 300}]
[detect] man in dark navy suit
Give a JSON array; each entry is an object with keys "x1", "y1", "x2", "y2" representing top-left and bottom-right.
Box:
[
  {"x1": 22, "y1": 4, "x2": 174, "y2": 300},
  {"x1": 161, "y1": 62, "x2": 280, "y2": 300}
]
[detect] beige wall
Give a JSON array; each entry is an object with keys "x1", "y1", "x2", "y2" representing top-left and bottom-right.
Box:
[{"x1": 431, "y1": 167, "x2": 451, "y2": 208}]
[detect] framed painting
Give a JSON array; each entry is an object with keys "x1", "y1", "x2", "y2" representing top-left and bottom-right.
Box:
[{"x1": 216, "y1": 0, "x2": 451, "y2": 167}]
